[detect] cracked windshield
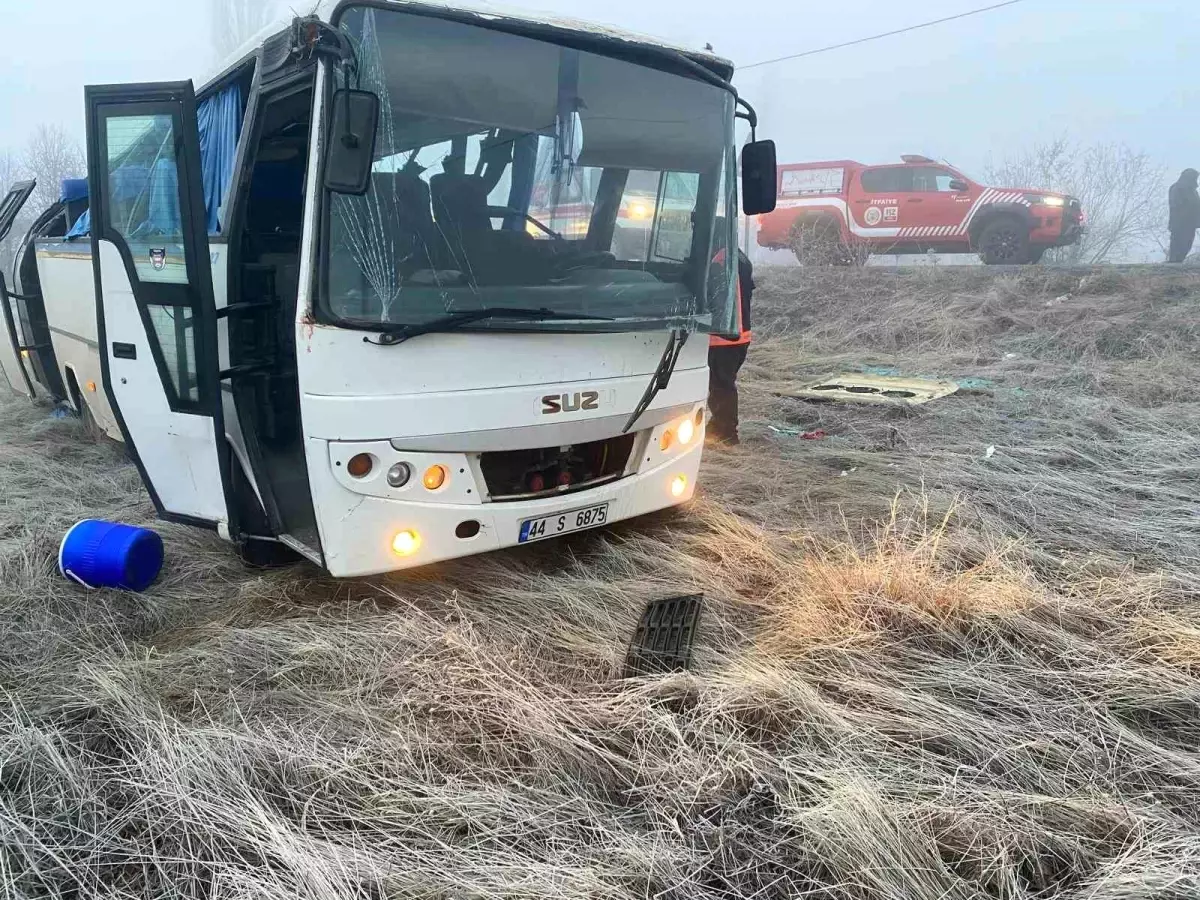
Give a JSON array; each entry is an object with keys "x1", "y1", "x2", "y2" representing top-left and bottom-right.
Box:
[{"x1": 326, "y1": 6, "x2": 737, "y2": 332}]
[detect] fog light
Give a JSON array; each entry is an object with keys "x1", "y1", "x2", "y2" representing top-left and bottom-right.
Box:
[
  {"x1": 670, "y1": 474, "x2": 688, "y2": 498},
  {"x1": 677, "y1": 418, "x2": 695, "y2": 446},
  {"x1": 423, "y1": 465, "x2": 447, "y2": 490},
  {"x1": 387, "y1": 462, "x2": 412, "y2": 488},
  {"x1": 347, "y1": 453, "x2": 373, "y2": 478},
  {"x1": 392, "y1": 529, "x2": 421, "y2": 556},
  {"x1": 660, "y1": 430, "x2": 674, "y2": 452}
]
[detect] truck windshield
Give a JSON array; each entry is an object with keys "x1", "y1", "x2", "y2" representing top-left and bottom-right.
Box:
[{"x1": 323, "y1": 6, "x2": 738, "y2": 335}]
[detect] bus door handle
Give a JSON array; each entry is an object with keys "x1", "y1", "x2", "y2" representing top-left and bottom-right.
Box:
[
  {"x1": 219, "y1": 363, "x2": 274, "y2": 380},
  {"x1": 217, "y1": 301, "x2": 275, "y2": 318}
]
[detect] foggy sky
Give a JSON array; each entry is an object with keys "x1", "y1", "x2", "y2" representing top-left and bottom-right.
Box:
[{"x1": 1, "y1": 0, "x2": 1194, "y2": 186}]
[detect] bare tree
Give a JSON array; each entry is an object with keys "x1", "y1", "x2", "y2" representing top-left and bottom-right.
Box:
[
  {"x1": 983, "y1": 138, "x2": 1167, "y2": 264},
  {"x1": 210, "y1": 0, "x2": 286, "y2": 61},
  {"x1": 22, "y1": 124, "x2": 85, "y2": 214},
  {"x1": 0, "y1": 149, "x2": 26, "y2": 277},
  {"x1": 0, "y1": 150, "x2": 20, "y2": 194}
]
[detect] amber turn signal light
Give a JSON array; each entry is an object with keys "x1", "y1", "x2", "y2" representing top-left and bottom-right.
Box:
[{"x1": 347, "y1": 453, "x2": 373, "y2": 478}]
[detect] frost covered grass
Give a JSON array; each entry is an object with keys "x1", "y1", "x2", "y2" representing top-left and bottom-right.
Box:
[{"x1": 2, "y1": 267, "x2": 1200, "y2": 899}]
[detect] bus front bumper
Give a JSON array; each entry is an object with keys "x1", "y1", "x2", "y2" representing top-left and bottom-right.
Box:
[{"x1": 306, "y1": 438, "x2": 703, "y2": 578}]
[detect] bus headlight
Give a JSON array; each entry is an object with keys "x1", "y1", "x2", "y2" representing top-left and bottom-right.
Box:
[
  {"x1": 392, "y1": 529, "x2": 421, "y2": 556},
  {"x1": 677, "y1": 417, "x2": 696, "y2": 446},
  {"x1": 671, "y1": 474, "x2": 688, "y2": 498}
]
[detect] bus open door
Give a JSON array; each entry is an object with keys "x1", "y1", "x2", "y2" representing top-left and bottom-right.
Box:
[
  {"x1": 0, "y1": 179, "x2": 38, "y2": 399},
  {"x1": 84, "y1": 81, "x2": 237, "y2": 532}
]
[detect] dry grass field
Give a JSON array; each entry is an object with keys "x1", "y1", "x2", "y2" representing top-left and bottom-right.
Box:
[{"x1": 3, "y1": 266, "x2": 1200, "y2": 899}]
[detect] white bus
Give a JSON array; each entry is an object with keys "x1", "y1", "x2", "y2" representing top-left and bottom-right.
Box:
[{"x1": 0, "y1": 1, "x2": 776, "y2": 577}]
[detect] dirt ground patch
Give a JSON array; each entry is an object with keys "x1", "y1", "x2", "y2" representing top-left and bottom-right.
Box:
[{"x1": 2, "y1": 267, "x2": 1200, "y2": 899}]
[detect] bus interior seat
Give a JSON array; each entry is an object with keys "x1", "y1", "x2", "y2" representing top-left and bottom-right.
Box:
[
  {"x1": 431, "y1": 172, "x2": 492, "y2": 237},
  {"x1": 430, "y1": 172, "x2": 555, "y2": 283},
  {"x1": 370, "y1": 170, "x2": 442, "y2": 273}
]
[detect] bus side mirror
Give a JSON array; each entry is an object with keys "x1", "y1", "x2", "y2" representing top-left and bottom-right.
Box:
[
  {"x1": 324, "y1": 89, "x2": 381, "y2": 195},
  {"x1": 949, "y1": 179, "x2": 969, "y2": 192},
  {"x1": 741, "y1": 140, "x2": 777, "y2": 215}
]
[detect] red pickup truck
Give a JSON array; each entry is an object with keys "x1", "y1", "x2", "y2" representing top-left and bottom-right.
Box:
[{"x1": 756, "y1": 155, "x2": 1084, "y2": 265}]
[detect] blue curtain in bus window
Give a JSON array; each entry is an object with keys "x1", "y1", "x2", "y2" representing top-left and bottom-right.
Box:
[
  {"x1": 66, "y1": 166, "x2": 152, "y2": 239},
  {"x1": 198, "y1": 82, "x2": 244, "y2": 234},
  {"x1": 67, "y1": 83, "x2": 243, "y2": 239},
  {"x1": 141, "y1": 158, "x2": 182, "y2": 236},
  {"x1": 66, "y1": 209, "x2": 90, "y2": 239}
]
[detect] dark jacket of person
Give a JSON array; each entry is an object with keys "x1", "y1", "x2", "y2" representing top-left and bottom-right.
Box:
[
  {"x1": 1168, "y1": 169, "x2": 1200, "y2": 232},
  {"x1": 737, "y1": 249, "x2": 754, "y2": 334}
]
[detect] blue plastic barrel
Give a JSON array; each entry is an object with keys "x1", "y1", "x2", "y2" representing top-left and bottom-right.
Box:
[{"x1": 58, "y1": 520, "x2": 164, "y2": 591}]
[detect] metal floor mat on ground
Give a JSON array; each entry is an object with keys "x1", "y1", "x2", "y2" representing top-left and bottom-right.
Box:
[{"x1": 779, "y1": 373, "x2": 959, "y2": 406}]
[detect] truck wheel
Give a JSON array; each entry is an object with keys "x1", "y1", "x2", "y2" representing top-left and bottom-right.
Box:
[
  {"x1": 791, "y1": 220, "x2": 847, "y2": 266},
  {"x1": 978, "y1": 218, "x2": 1031, "y2": 265},
  {"x1": 1029, "y1": 247, "x2": 1046, "y2": 264}
]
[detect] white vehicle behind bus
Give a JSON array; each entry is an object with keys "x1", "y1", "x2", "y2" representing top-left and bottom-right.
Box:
[{"x1": 0, "y1": 1, "x2": 777, "y2": 577}]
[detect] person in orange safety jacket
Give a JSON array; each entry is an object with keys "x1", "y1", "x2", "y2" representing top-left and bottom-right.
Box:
[{"x1": 708, "y1": 248, "x2": 754, "y2": 445}]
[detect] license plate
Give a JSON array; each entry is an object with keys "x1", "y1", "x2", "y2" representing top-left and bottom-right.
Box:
[{"x1": 519, "y1": 503, "x2": 610, "y2": 543}]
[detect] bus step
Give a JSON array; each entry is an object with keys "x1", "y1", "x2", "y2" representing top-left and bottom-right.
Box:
[{"x1": 624, "y1": 593, "x2": 703, "y2": 678}]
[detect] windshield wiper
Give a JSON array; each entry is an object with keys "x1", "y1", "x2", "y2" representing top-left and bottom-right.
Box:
[
  {"x1": 622, "y1": 328, "x2": 689, "y2": 434},
  {"x1": 363, "y1": 307, "x2": 614, "y2": 346}
]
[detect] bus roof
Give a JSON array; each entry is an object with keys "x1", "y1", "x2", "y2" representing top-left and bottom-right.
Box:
[{"x1": 208, "y1": 0, "x2": 734, "y2": 89}]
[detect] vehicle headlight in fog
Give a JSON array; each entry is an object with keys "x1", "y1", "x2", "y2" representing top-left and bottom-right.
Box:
[
  {"x1": 1043, "y1": 196, "x2": 1065, "y2": 207},
  {"x1": 677, "y1": 417, "x2": 696, "y2": 446},
  {"x1": 671, "y1": 474, "x2": 688, "y2": 498},
  {"x1": 392, "y1": 529, "x2": 421, "y2": 556},
  {"x1": 387, "y1": 462, "x2": 412, "y2": 488},
  {"x1": 629, "y1": 201, "x2": 650, "y2": 219}
]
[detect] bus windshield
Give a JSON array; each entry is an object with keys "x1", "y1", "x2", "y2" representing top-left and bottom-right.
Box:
[{"x1": 324, "y1": 6, "x2": 738, "y2": 335}]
